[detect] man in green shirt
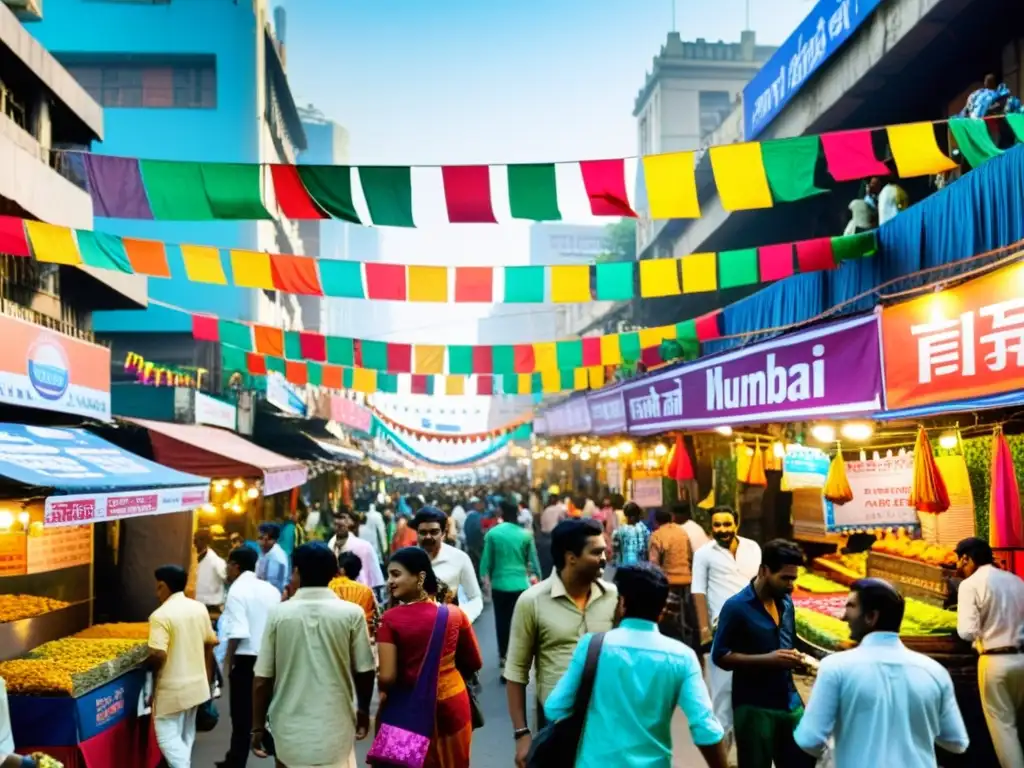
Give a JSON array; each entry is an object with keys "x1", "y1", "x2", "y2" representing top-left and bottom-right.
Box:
[{"x1": 481, "y1": 501, "x2": 542, "y2": 674}]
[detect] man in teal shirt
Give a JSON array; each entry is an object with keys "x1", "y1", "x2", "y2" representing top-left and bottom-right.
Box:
[
  {"x1": 481, "y1": 501, "x2": 541, "y2": 674},
  {"x1": 545, "y1": 563, "x2": 727, "y2": 768}
]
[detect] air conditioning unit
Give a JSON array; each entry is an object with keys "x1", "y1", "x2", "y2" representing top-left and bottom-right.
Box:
[{"x1": 2, "y1": 0, "x2": 43, "y2": 22}]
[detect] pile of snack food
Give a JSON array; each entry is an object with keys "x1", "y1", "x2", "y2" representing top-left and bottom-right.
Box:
[
  {"x1": 75, "y1": 622, "x2": 149, "y2": 640},
  {"x1": 0, "y1": 637, "x2": 148, "y2": 697},
  {"x1": 32, "y1": 754, "x2": 64, "y2": 768},
  {"x1": 870, "y1": 531, "x2": 957, "y2": 567},
  {"x1": 795, "y1": 569, "x2": 848, "y2": 594},
  {"x1": 0, "y1": 595, "x2": 70, "y2": 624}
]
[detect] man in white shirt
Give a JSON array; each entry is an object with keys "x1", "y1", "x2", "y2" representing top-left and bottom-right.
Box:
[
  {"x1": 413, "y1": 506, "x2": 483, "y2": 623},
  {"x1": 216, "y1": 547, "x2": 282, "y2": 768},
  {"x1": 358, "y1": 503, "x2": 389, "y2": 565},
  {"x1": 252, "y1": 543, "x2": 375, "y2": 768},
  {"x1": 955, "y1": 537, "x2": 1024, "y2": 768},
  {"x1": 691, "y1": 506, "x2": 761, "y2": 741},
  {"x1": 450, "y1": 499, "x2": 467, "y2": 548},
  {"x1": 795, "y1": 577, "x2": 969, "y2": 766},
  {"x1": 149, "y1": 565, "x2": 219, "y2": 768},
  {"x1": 328, "y1": 508, "x2": 385, "y2": 595},
  {"x1": 193, "y1": 528, "x2": 227, "y2": 617}
]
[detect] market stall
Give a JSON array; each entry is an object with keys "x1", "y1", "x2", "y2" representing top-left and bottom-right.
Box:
[{"x1": 0, "y1": 423, "x2": 211, "y2": 767}]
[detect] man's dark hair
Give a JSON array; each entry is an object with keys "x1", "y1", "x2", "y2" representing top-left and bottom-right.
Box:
[
  {"x1": 412, "y1": 506, "x2": 447, "y2": 531},
  {"x1": 500, "y1": 500, "x2": 519, "y2": 524},
  {"x1": 615, "y1": 563, "x2": 669, "y2": 622},
  {"x1": 408, "y1": 496, "x2": 424, "y2": 513},
  {"x1": 258, "y1": 522, "x2": 281, "y2": 541},
  {"x1": 710, "y1": 506, "x2": 737, "y2": 523},
  {"x1": 335, "y1": 506, "x2": 356, "y2": 524},
  {"x1": 654, "y1": 507, "x2": 672, "y2": 525},
  {"x1": 292, "y1": 542, "x2": 337, "y2": 588},
  {"x1": 850, "y1": 577, "x2": 905, "y2": 632},
  {"x1": 672, "y1": 503, "x2": 692, "y2": 523},
  {"x1": 193, "y1": 528, "x2": 212, "y2": 547},
  {"x1": 610, "y1": 493, "x2": 625, "y2": 509},
  {"x1": 154, "y1": 564, "x2": 187, "y2": 593},
  {"x1": 551, "y1": 519, "x2": 604, "y2": 570},
  {"x1": 623, "y1": 501, "x2": 644, "y2": 524},
  {"x1": 228, "y1": 546, "x2": 258, "y2": 573},
  {"x1": 761, "y1": 539, "x2": 805, "y2": 572},
  {"x1": 338, "y1": 551, "x2": 363, "y2": 580},
  {"x1": 955, "y1": 537, "x2": 994, "y2": 566}
]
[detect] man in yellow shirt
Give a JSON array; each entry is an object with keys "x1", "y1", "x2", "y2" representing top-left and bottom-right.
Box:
[
  {"x1": 329, "y1": 552, "x2": 378, "y2": 635},
  {"x1": 148, "y1": 564, "x2": 219, "y2": 768}
]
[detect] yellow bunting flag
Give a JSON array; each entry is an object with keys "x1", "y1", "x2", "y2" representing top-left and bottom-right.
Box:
[
  {"x1": 445, "y1": 375, "x2": 464, "y2": 396},
  {"x1": 886, "y1": 122, "x2": 957, "y2": 178},
  {"x1": 588, "y1": 365, "x2": 605, "y2": 389},
  {"x1": 407, "y1": 265, "x2": 449, "y2": 303},
  {"x1": 573, "y1": 368, "x2": 588, "y2": 390},
  {"x1": 638, "y1": 327, "x2": 664, "y2": 349},
  {"x1": 25, "y1": 221, "x2": 81, "y2": 265},
  {"x1": 550, "y1": 265, "x2": 590, "y2": 303},
  {"x1": 681, "y1": 252, "x2": 718, "y2": 294},
  {"x1": 181, "y1": 245, "x2": 227, "y2": 285},
  {"x1": 639, "y1": 259, "x2": 681, "y2": 298},
  {"x1": 229, "y1": 250, "x2": 275, "y2": 290},
  {"x1": 600, "y1": 334, "x2": 622, "y2": 365},
  {"x1": 541, "y1": 369, "x2": 560, "y2": 394},
  {"x1": 642, "y1": 152, "x2": 700, "y2": 219},
  {"x1": 709, "y1": 142, "x2": 774, "y2": 211},
  {"x1": 533, "y1": 342, "x2": 558, "y2": 372},
  {"x1": 414, "y1": 345, "x2": 445, "y2": 375},
  {"x1": 352, "y1": 367, "x2": 376, "y2": 394},
  {"x1": 517, "y1": 373, "x2": 533, "y2": 394}
]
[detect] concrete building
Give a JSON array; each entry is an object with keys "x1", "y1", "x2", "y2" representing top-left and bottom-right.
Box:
[
  {"x1": 297, "y1": 103, "x2": 383, "y2": 339},
  {"x1": 31, "y1": 0, "x2": 307, "y2": 381},
  {"x1": 0, "y1": 0, "x2": 146, "y2": 324},
  {"x1": 634, "y1": 30, "x2": 776, "y2": 255}
]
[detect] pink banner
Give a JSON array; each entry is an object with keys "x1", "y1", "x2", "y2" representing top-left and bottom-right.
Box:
[{"x1": 331, "y1": 395, "x2": 372, "y2": 434}]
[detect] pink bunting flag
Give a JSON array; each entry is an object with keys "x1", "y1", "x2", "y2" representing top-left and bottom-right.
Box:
[
  {"x1": 821, "y1": 129, "x2": 890, "y2": 182},
  {"x1": 990, "y1": 427, "x2": 1024, "y2": 548},
  {"x1": 579, "y1": 159, "x2": 637, "y2": 217}
]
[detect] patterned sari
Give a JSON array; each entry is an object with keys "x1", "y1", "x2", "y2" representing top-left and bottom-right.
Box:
[{"x1": 376, "y1": 602, "x2": 483, "y2": 767}]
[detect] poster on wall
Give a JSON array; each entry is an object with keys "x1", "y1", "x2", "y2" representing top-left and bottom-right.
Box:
[
  {"x1": 830, "y1": 456, "x2": 919, "y2": 531},
  {"x1": 632, "y1": 477, "x2": 663, "y2": 508}
]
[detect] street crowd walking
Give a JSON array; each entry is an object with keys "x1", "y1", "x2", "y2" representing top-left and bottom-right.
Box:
[{"x1": 155, "y1": 481, "x2": 1024, "y2": 768}]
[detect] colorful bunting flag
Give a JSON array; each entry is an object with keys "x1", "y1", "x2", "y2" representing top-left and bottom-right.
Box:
[
  {"x1": 365, "y1": 263, "x2": 407, "y2": 301},
  {"x1": 507, "y1": 164, "x2": 561, "y2": 221},
  {"x1": 180, "y1": 245, "x2": 227, "y2": 285},
  {"x1": 709, "y1": 142, "x2": 773, "y2": 211},
  {"x1": 761, "y1": 136, "x2": 827, "y2": 202},
  {"x1": 123, "y1": 238, "x2": 170, "y2": 277},
  {"x1": 681, "y1": 253, "x2": 717, "y2": 294},
  {"x1": 77, "y1": 230, "x2": 132, "y2": 273},
  {"x1": 550, "y1": 265, "x2": 590, "y2": 303},
  {"x1": 886, "y1": 123, "x2": 957, "y2": 177},
  {"x1": 25, "y1": 221, "x2": 81, "y2": 265},
  {"x1": 270, "y1": 164, "x2": 327, "y2": 220},
  {"x1": 639, "y1": 259, "x2": 680, "y2": 298},
  {"x1": 642, "y1": 152, "x2": 700, "y2": 219},
  {"x1": 504, "y1": 266, "x2": 545, "y2": 303},
  {"x1": 269, "y1": 254, "x2": 323, "y2": 295},
  {"x1": 296, "y1": 166, "x2": 362, "y2": 223},
  {"x1": 948, "y1": 119, "x2": 1002, "y2": 168},
  {"x1": 595, "y1": 261, "x2": 635, "y2": 301},
  {"x1": 83, "y1": 155, "x2": 153, "y2": 219},
  {"x1": 229, "y1": 250, "x2": 275, "y2": 290},
  {"x1": 579, "y1": 159, "x2": 636, "y2": 217},
  {"x1": 200, "y1": 163, "x2": 271, "y2": 220},
  {"x1": 454, "y1": 267, "x2": 493, "y2": 302},
  {"x1": 717, "y1": 248, "x2": 758, "y2": 290},
  {"x1": 795, "y1": 238, "x2": 837, "y2": 273},
  {"x1": 758, "y1": 243, "x2": 795, "y2": 281},
  {"x1": 0, "y1": 216, "x2": 29, "y2": 257},
  {"x1": 407, "y1": 265, "x2": 449, "y2": 302},
  {"x1": 358, "y1": 166, "x2": 415, "y2": 227},
  {"x1": 819, "y1": 129, "x2": 889, "y2": 182},
  {"x1": 441, "y1": 166, "x2": 497, "y2": 223}
]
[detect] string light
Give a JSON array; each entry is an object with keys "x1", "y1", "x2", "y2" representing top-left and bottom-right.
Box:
[
  {"x1": 654, "y1": 444, "x2": 668, "y2": 457},
  {"x1": 715, "y1": 426, "x2": 733, "y2": 436},
  {"x1": 247, "y1": 487, "x2": 260, "y2": 499}
]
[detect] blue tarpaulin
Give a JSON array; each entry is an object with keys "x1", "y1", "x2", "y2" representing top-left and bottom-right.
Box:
[
  {"x1": 707, "y1": 144, "x2": 1024, "y2": 353},
  {"x1": 0, "y1": 424, "x2": 210, "y2": 527}
]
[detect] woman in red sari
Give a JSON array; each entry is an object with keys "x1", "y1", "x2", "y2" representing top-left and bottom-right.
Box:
[{"x1": 377, "y1": 547, "x2": 482, "y2": 768}]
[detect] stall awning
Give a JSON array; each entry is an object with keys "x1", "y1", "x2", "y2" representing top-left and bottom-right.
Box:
[
  {"x1": 304, "y1": 435, "x2": 364, "y2": 462},
  {"x1": 0, "y1": 423, "x2": 210, "y2": 528},
  {"x1": 129, "y1": 418, "x2": 307, "y2": 496}
]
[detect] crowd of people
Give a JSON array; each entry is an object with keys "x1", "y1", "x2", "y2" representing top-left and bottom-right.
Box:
[{"x1": 139, "y1": 481, "x2": 1024, "y2": 768}]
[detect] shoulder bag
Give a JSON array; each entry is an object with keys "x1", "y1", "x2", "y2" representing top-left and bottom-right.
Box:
[
  {"x1": 526, "y1": 632, "x2": 606, "y2": 768},
  {"x1": 367, "y1": 605, "x2": 449, "y2": 768}
]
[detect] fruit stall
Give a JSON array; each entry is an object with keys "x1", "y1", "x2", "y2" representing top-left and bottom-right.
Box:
[{"x1": 0, "y1": 425, "x2": 214, "y2": 767}]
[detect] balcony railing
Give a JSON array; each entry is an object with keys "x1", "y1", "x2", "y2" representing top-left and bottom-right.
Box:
[{"x1": 0, "y1": 254, "x2": 95, "y2": 342}]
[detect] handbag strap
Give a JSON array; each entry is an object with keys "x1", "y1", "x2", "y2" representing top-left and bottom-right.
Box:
[
  {"x1": 410, "y1": 604, "x2": 449, "y2": 701},
  {"x1": 571, "y1": 632, "x2": 605, "y2": 720}
]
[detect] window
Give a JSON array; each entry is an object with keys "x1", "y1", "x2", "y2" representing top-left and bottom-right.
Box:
[
  {"x1": 699, "y1": 91, "x2": 732, "y2": 138},
  {"x1": 65, "y1": 57, "x2": 215, "y2": 109}
]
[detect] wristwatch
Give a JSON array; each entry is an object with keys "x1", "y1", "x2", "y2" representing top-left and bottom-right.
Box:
[{"x1": 514, "y1": 727, "x2": 531, "y2": 740}]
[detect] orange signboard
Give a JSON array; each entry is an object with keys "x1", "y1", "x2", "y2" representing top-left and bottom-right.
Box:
[
  {"x1": 0, "y1": 313, "x2": 111, "y2": 420},
  {"x1": 882, "y1": 263, "x2": 1024, "y2": 409}
]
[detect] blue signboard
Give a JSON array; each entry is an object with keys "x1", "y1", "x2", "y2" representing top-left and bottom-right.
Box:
[
  {"x1": 0, "y1": 423, "x2": 207, "y2": 492},
  {"x1": 743, "y1": 0, "x2": 885, "y2": 140}
]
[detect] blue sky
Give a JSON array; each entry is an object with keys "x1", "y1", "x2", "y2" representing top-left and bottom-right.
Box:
[{"x1": 278, "y1": 0, "x2": 814, "y2": 343}]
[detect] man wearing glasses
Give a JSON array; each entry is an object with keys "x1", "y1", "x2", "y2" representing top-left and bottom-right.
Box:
[{"x1": 504, "y1": 518, "x2": 618, "y2": 768}]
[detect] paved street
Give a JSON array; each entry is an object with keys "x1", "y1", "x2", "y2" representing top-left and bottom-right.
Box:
[{"x1": 195, "y1": 602, "x2": 707, "y2": 767}]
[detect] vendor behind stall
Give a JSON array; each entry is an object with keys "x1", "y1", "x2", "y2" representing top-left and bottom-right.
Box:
[{"x1": 954, "y1": 537, "x2": 1024, "y2": 768}]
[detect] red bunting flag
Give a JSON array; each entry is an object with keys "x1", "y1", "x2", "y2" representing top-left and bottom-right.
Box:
[
  {"x1": 513, "y1": 345, "x2": 535, "y2": 374},
  {"x1": 758, "y1": 243, "x2": 795, "y2": 281},
  {"x1": 441, "y1": 166, "x2": 497, "y2": 223},
  {"x1": 581, "y1": 337, "x2": 602, "y2": 367},
  {"x1": 472, "y1": 345, "x2": 493, "y2": 374},
  {"x1": 476, "y1": 375, "x2": 493, "y2": 396},
  {"x1": 0, "y1": 216, "x2": 29, "y2": 257},
  {"x1": 192, "y1": 314, "x2": 219, "y2": 342},
  {"x1": 299, "y1": 331, "x2": 327, "y2": 362},
  {"x1": 820, "y1": 129, "x2": 889, "y2": 182},
  {"x1": 579, "y1": 159, "x2": 637, "y2": 217},
  {"x1": 270, "y1": 164, "x2": 327, "y2": 219},
  {"x1": 246, "y1": 352, "x2": 267, "y2": 375},
  {"x1": 365, "y1": 263, "x2": 407, "y2": 301},
  {"x1": 454, "y1": 266, "x2": 493, "y2": 302},
  {"x1": 795, "y1": 238, "x2": 837, "y2": 273},
  {"x1": 386, "y1": 343, "x2": 413, "y2": 374},
  {"x1": 694, "y1": 310, "x2": 723, "y2": 342},
  {"x1": 285, "y1": 360, "x2": 308, "y2": 386}
]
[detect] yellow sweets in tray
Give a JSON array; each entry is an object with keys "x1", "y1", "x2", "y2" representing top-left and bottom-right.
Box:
[
  {"x1": 0, "y1": 594, "x2": 70, "y2": 623},
  {"x1": 32, "y1": 754, "x2": 64, "y2": 768},
  {"x1": 0, "y1": 638, "x2": 149, "y2": 697},
  {"x1": 74, "y1": 622, "x2": 149, "y2": 640}
]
